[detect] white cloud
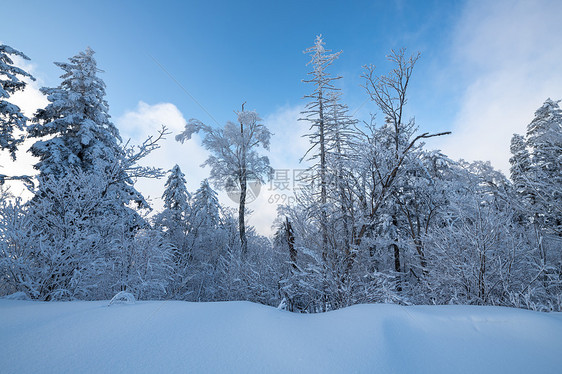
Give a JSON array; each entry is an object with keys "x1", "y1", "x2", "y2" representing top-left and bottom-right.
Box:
[
  {"x1": 9, "y1": 56, "x2": 48, "y2": 118},
  {"x1": 429, "y1": 0, "x2": 562, "y2": 173}
]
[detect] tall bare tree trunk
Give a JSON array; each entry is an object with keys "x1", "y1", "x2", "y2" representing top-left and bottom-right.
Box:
[{"x1": 319, "y1": 93, "x2": 328, "y2": 262}]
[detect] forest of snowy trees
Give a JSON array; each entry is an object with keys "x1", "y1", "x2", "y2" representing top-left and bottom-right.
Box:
[{"x1": 1, "y1": 38, "x2": 561, "y2": 312}]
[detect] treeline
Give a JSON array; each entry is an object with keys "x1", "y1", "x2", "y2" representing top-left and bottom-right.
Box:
[{"x1": 0, "y1": 38, "x2": 560, "y2": 312}]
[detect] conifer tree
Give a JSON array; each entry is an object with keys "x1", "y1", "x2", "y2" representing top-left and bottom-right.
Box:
[
  {"x1": 23, "y1": 48, "x2": 166, "y2": 299},
  {"x1": 156, "y1": 164, "x2": 191, "y2": 264},
  {"x1": 191, "y1": 179, "x2": 221, "y2": 232},
  {"x1": 510, "y1": 99, "x2": 562, "y2": 236},
  {"x1": 29, "y1": 48, "x2": 121, "y2": 177},
  {"x1": 0, "y1": 44, "x2": 35, "y2": 161}
]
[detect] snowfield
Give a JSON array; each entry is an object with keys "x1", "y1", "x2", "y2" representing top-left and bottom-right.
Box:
[{"x1": 1, "y1": 300, "x2": 561, "y2": 373}]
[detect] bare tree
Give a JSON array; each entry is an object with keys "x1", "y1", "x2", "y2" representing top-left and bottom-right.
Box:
[
  {"x1": 300, "y1": 35, "x2": 342, "y2": 261},
  {"x1": 343, "y1": 49, "x2": 449, "y2": 281}
]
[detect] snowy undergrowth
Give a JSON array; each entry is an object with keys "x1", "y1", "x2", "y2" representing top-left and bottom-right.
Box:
[{"x1": 1, "y1": 300, "x2": 561, "y2": 373}]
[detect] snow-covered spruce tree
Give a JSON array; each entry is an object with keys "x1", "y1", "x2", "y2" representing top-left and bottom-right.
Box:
[
  {"x1": 190, "y1": 179, "x2": 221, "y2": 234},
  {"x1": 510, "y1": 99, "x2": 562, "y2": 236},
  {"x1": 23, "y1": 48, "x2": 169, "y2": 300},
  {"x1": 28, "y1": 48, "x2": 126, "y2": 181},
  {"x1": 0, "y1": 44, "x2": 35, "y2": 162},
  {"x1": 27, "y1": 47, "x2": 160, "y2": 203},
  {"x1": 155, "y1": 165, "x2": 191, "y2": 268},
  {"x1": 163, "y1": 165, "x2": 191, "y2": 214},
  {"x1": 510, "y1": 133, "x2": 533, "y2": 220},
  {"x1": 176, "y1": 106, "x2": 272, "y2": 255},
  {"x1": 509, "y1": 99, "x2": 562, "y2": 309}
]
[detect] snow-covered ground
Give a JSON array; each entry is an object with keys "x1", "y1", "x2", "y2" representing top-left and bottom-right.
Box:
[{"x1": 1, "y1": 299, "x2": 561, "y2": 373}]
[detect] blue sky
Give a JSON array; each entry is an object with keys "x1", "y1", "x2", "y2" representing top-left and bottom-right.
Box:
[
  {"x1": 3, "y1": 0, "x2": 463, "y2": 129},
  {"x1": 2, "y1": 0, "x2": 561, "y2": 235}
]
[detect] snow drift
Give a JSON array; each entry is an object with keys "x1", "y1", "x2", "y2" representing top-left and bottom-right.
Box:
[{"x1": 1, "y1": 299, "x2": 561, "y2": 373}]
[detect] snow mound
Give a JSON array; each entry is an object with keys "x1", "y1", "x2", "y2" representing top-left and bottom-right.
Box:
[
  {"x1": 1, "y1": 292, "x2": 30, "y2": 300},
  {"x1": 0, "y1": 300, "x2": 561, "y2": 373},
  {"x1": 108, "y1": 291, "x2": 135, "y2": 306}
]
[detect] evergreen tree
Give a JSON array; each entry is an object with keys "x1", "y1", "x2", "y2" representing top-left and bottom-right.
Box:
[
  {"x1": 159, "y1": 164, "x2": 191, "y2": 241},
  {"x1": 525, "y1": 99, "x2": 562, "y2": 235},
  {"x1": 510, "y1": 99, "x2": 562, "y2": 235},
  {"x1": 21, "y1": 48, "x2": 166, "y2": 299},
  {"x1": 28, "y1": 47, "x2": 150, "y2": 211},
  {"x1": 0, "y1": 44, "x2": 35, "y2": 161},
  {"x1": 191, "y1": 179, "x2": 221, "y2": 232},
  {"x1": 163, "y1": 164, "x2": 191, "y2": 213},
  {"x1": 156, "y1": 164, "x2": 191, "y2": 274},
  {"x1": 29, "y1": 48, "x2": 121, "y2": 178}
]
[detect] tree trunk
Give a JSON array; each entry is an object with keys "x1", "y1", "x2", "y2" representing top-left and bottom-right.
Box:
[
  {"x1": 239, "y1": 103, "x2": 248, "y2": 256},
  {"x1": 318, "y1": 93, "x2": 328, "y2": 262},
  {"x1": 286, "y1": 217, "x2": 297, "y2": 272},
  {"x1": 239, "y1": 173, "x2": 247, "y2": 255}
]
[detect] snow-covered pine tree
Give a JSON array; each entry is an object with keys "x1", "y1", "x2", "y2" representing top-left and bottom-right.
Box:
[
  {"x1": 27, "y1": 47, "x2": 154, "y2": 214},
  {"x1": 509, "y1": 99, "x2": 562, "y2": 308},
  {"x1": 518, "y1": 99, "x2": 562, "y2": 236},
  {"x1": 23, "y1": 48, "x2": 167, "y2": 299},
  {"x1": 191, "y1": 179, "x2": 221, "y2": 232},
  {"x1": 157, "y1": 164, "x2": 191, "y2": 255},
  {"x1": 176, "y1": 107, "x2": 272, "y2": 255},
  {"x1": 0, "y1": 44, "x2": 35, "y2": 161},
  {"x1": 510, "y1": 134, "x2": 532, "y2": 203},
  {"x1": 163, "y1": 165, "x2": 191, "y2": 213},
  {"x1": 154, "y1": 164, "x2": 191, "y2": 297},
  {"x1": 28, "y1": 48, "x2": 122, "y2": 179}
]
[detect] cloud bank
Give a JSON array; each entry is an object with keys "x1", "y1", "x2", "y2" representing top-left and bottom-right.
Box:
[{"x1": 430, "y1": 0, "x2": 562, "y2": 173}]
